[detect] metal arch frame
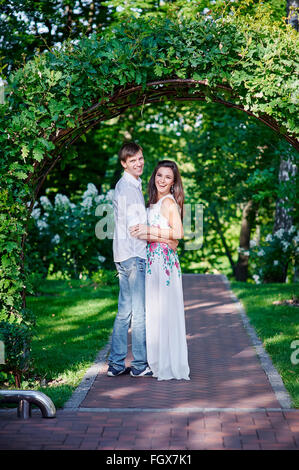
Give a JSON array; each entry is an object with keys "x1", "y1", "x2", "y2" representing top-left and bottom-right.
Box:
[
  {"x1": 51, "y1": 79, "x2": 299, "y2": 151},
  {"x1": 23, "y1": 78, "x2": 299, "y2": 223}
]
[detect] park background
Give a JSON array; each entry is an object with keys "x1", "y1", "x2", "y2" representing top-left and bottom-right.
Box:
[{"x1": 0, "y1": 0, "x2": 298, "y2": 409}]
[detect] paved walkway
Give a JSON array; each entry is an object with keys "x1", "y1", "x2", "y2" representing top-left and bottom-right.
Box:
[{"x1": 0, "y1": 274, "x2": 298, "y2": 450}]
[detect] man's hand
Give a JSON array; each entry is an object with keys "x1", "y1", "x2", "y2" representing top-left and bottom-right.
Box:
[
  {"x1": 129, "y1": 223, "x2": 148, "y2": 238},
  {"x1": 167, "y1": 239, "x2": 179, "y2": 252}
]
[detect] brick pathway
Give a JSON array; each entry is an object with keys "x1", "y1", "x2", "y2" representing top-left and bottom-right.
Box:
[
  {"x1": 81, "y1": 274, "x2": 282, "y2": 409},
  {"x1": 0, "y1": 274, "x2": 298, "y2": 450},
  {"x1": 0, "y1": 409, "x2": 298, "y2": 450}
]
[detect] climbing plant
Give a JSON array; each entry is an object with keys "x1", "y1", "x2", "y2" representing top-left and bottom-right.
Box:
[{"x1": 0, "y1": 4, "x2": 298, "y2": 383}]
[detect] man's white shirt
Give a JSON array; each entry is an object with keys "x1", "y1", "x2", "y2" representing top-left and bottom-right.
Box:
[{"x1": 113, "y1": 170, "x2": 147, "y2": 263}]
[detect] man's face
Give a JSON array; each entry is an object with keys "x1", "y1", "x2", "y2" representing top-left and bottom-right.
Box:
[{"x1": 121, "y1": 150, "x2": 144, "y2": 179}]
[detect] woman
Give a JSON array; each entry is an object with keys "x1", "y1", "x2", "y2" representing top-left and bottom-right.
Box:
[{"x1": 130, "y1": 160, "x2": 190, "y2": 381}]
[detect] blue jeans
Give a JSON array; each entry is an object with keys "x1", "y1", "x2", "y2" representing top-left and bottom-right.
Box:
[{"x1": 108, "y1": 256, "x2": 148, "y2": 371}]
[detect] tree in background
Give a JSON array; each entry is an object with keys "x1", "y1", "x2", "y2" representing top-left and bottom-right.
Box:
[
  {"x1": 271, "y1": 0, "x2": 299, "y2": 281},
  {"x1": 0, "y1": 0, "x2": 112, "y2": 72}
]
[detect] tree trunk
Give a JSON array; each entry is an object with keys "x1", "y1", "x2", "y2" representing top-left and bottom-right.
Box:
[
  {"x1": 14, "y1": 372, "x2": 21, "y2": 388},
  {"x1": 210, "y1": 206, "x2": 236, "y2": 277},
  {"x1": 253, "y1": 220, "x2": 261, "y2": 246},
  {"x1": 286, "y1": 0, "x2": 299, "y2": 31},
  {"x1": 235, "y1": 200, "x2": 257, "y2": 282},
  {"x1": 87, "y1": 1, "x2": 95, "y2": 34},
  {"x1": 272, "y1": 156, "x2": 297, "y2": 282},
  {"x1": 64, "y1": 3, "x2": 73, "y2": 35},
  {"x1": 273, "y1": 156, "x2": 297, "y2": 233}
]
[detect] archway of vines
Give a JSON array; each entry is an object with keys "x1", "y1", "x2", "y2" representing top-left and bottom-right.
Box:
[{"x1": 0, "y1": 11, "x2": 298, "y2": 383}]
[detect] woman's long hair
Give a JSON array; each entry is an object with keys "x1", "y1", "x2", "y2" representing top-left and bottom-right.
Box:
[{"x1": 147, "y1": 160, "x2": 185, "y2": 221}]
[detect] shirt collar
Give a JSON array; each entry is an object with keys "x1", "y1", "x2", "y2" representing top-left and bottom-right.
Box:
[{"x1": 123, "y1": 170, "x2": 142, "y2": 189}]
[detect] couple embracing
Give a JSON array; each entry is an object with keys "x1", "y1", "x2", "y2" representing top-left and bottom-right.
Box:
[{"x1": 107, "y1": 142, "x2": 190, "y2": 381}]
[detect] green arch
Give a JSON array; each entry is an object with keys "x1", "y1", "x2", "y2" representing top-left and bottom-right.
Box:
[{"x1": 0, "y1": 13, "x2": 298, "y2": 378}]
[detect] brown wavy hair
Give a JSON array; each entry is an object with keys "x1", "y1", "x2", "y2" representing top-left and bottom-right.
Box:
[
  {"x1": 118, "y1": 142, "x2": 143, "y2": 162},
  {"x1": 147, "y1": 160, "x2": 185, "y2": 221}
]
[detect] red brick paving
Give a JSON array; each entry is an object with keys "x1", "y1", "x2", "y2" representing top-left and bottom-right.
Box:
[
  {"x1": 0, "y1": 409, "x2": 298, "y2": 450},
  {"x1": 82, "y1": 274, "x2": 281, "y2": 409},
  {"x1": 0, "y1": 274, "x2": 298, "y2": 450}
]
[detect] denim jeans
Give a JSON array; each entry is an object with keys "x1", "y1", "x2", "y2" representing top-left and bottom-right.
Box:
[{"x1": 108, "y1": 256, "x2": 148, "y2": 371}]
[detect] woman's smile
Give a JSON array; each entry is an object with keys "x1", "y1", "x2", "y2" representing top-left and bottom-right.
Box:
[{"x1": 155, "y1": 167, "x2": 174, "y2": 197}]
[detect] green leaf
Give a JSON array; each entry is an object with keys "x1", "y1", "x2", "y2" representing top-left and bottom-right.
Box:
[
  {"x1": 176, "y1": 69, "x2": 186, "y2": 79},
  {"x1": 15, "y1": 171, "x2": 28, "y2": 179},
  {"x1": 154, "y1": 64, "x2": 163, "y2": 77},
  {"x1": 33, "y1": 148, "x2": 44, "y2": 162},
  {"x1": 21, "y1": 146, "x2": 29, "y2": 162},
  {"x1": 192, "y1": 73, "x2": 203, "y2": 81},
  {"x1": 5, "y1": 296, "x2": 14, "y2": 306}
]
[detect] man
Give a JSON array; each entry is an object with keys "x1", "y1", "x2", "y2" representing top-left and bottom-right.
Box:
[{"x1": 107, "y1": 142, "x2": 178, "y2": 377}]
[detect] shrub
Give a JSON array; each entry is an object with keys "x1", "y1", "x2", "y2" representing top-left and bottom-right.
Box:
[
  {"x1": 25, "y1": 184, "x2": 115, "y2": 285},
  {"x1": 249, "y1": 226, "x2": 299, "y2": 283},
  {"x1": 0, "y1": 307, "x2": 36, "y2": 387},
  {"x1": 91, "y1": 268, "x2": 118, "y2": 287}
]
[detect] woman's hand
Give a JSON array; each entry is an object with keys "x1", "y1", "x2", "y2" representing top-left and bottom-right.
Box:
[
  {"x1": 129, "y1": 224, "x2": 148, "y2": 238},
  {"x1": 167, "y1": 239, "x2": 179, "y2": 252}
]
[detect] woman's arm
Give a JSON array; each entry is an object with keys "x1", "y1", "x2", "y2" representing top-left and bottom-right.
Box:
[
  {"x1": 146, "y1": 234, "x2": 179, "y2": 252},
  {"x1": 130, "y1": 198, "x2": 184, "y2": 240},
  {"x1": 161, "y1": 197, "x2": 184, "y2": 239},
  {"x1": 131, "y1": 229, "x2": 178, "y2": 251}
]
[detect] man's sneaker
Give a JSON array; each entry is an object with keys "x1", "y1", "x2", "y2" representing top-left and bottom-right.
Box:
[
  {"x1": 130, "y1": 366, "x2": 153, "y2": 377},
  {"x1": 107, "y1": 365, "x2": 131, "y2": 377}
]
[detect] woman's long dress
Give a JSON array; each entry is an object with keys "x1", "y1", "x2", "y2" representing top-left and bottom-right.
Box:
[{"x1": 145, "y1": 194, "x2": 190, "y2": 381}]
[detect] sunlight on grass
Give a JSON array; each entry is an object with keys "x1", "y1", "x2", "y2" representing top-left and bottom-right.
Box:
[
  {"x1": 230, "y1": 281, "x2": 299, "y2": 408},
  {"x1": 8, "y1": 278, "x2": 118, "y2": 408}
]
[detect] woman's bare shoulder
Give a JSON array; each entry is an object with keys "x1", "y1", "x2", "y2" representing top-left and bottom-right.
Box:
[
  {"x1": 161, "y1": 196, "x2": 176, "y2": 208},
  {"x1": 161, "y1": 197, "x2": 179, "y2": 218}
]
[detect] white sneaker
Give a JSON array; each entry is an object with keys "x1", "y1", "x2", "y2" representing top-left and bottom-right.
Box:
[{"x1": 130, "y1": 366, "x2": 153, "y2": 377}]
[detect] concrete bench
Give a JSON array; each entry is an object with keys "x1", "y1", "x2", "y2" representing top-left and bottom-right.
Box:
[{"x1": 0, "y1": 390, "x2": 56, "y2": 419}]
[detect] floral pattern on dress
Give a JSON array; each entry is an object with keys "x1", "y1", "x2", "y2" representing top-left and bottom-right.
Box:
[
  {"x1": 146, "y1": 240, "x2": 181, "y2": 286},
  {"x1": 146, "y1": 196, "x2": 182, "y2": 286}
]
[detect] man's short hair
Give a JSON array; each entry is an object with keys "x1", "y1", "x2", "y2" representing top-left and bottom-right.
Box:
[{"x1": 118, "y1": 142, "x2": 143, "y2": 163}]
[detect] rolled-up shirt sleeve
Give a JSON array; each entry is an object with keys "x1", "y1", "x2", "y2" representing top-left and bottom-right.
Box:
[{"x1": 127, "y1": 200, "x2": 147, "y2": 228}]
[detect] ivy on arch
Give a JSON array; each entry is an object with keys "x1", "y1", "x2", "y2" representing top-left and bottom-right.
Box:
[{"x1": 0, "y1": 8, "x2": 298, "y2": 383}]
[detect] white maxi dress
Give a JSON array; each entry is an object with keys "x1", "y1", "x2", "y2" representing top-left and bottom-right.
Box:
[{"x1": 145, "y1": 194, "x2": 190, "y2": 381}]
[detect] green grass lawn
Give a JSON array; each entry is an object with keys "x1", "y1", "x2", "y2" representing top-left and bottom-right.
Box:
[
  {"x1": 0, "y1": 278, "x2": 118, "y2": 409},
  {"x1": 229, "y1": 281, "x2": 299, "y2": 408}
]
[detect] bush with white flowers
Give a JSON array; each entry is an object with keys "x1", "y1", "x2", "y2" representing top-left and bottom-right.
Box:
[
  {"x1": 249, "y1": 226, "x2": 299, "y2": 283},
  {"x1": 25, "y1": 184, "x2": 114, "y2": 282}
]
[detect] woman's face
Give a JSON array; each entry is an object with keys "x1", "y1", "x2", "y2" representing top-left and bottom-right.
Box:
[{"x1": 155, "y1": 166, "x2": 174, "y2": 197}]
